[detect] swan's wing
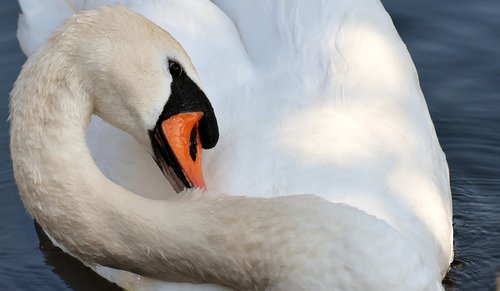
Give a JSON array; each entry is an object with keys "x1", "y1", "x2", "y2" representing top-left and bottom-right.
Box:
[
  {"x1": 18, "y1": 0, "x2": 77, "y2": 55},
  {"x1": 208, "y1": 0, "x2": 452, "y2": 275},
  {"x1": 18, "y1": 0, "x2": 123, "y2": 55}
]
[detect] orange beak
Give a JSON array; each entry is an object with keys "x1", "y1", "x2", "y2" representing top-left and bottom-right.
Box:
[
  {"x1": 161, "y1": 112, "x2": 205, "y2": 189},
  {"x1": 148, "y1": 66, "x2": 218, "y2": 193}
]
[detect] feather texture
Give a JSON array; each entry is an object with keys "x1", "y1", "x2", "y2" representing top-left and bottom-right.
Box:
[{"x1": 15, "y1": 1, "x2": 452, "y2": 290}]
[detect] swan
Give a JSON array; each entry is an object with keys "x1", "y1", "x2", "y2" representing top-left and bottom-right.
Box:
[{"x1": 13, "y1": 1, "x2": 453, "y2": 290}]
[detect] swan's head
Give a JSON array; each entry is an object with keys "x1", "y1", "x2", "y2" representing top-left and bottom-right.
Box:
[{"x1": 55, "y1": 6, "x2": 219, "y2": 191}]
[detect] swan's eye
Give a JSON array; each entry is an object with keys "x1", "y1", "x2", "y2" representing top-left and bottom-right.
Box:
[{"x1": 168, "y1": 60, "x2": 183, "y2": 77}]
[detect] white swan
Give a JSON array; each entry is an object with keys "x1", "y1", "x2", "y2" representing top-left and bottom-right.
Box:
[{"x1": 13, "y1": 1, "x2": 453, "y2": 290}]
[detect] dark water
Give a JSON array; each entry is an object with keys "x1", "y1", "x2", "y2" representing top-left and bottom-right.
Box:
[
  {"x1": 0, "y1": 0, "x2": 499, "y2": 290},
  {"x1": 384, "y1": 1, "x2": 500, "y2": 290}
]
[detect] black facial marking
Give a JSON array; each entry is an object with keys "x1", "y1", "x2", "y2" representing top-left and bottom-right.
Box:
[
  {"x1": 157, "y1": 59, "x2": 219, "y2": 149},
  {"x1": 147, "y1": 59, "x2": 220, "y2": 192}
]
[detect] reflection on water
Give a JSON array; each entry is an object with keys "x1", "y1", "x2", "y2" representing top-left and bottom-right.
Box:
[
  {"x1": 34, "y1": 222, "x2": 122, "y2": 291},
  {"x1": 0, "y1": 0, "x2": 499, "y2": 290}
]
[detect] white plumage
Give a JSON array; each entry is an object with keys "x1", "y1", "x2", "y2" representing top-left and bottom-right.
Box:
[{"x1": 14, "y1": 0, "x2": 453, "y2": 290}]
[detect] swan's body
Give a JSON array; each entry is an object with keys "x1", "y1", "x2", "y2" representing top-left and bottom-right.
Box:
[{"x1": 12, "y1": 1, "x2": 452, "y2": 290}]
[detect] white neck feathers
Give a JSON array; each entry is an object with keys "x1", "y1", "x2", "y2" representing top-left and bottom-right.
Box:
[{"x1": 9, "y1": 37, "x2": 343, "y2": 290}]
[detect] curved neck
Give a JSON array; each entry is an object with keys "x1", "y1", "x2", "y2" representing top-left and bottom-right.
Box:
[
  {"x1": 9, "y1": 51, "x2": 280, "y2": 290},
  {"x1": 8, "y1": 40, "x2": 440, "y2": 291}
]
